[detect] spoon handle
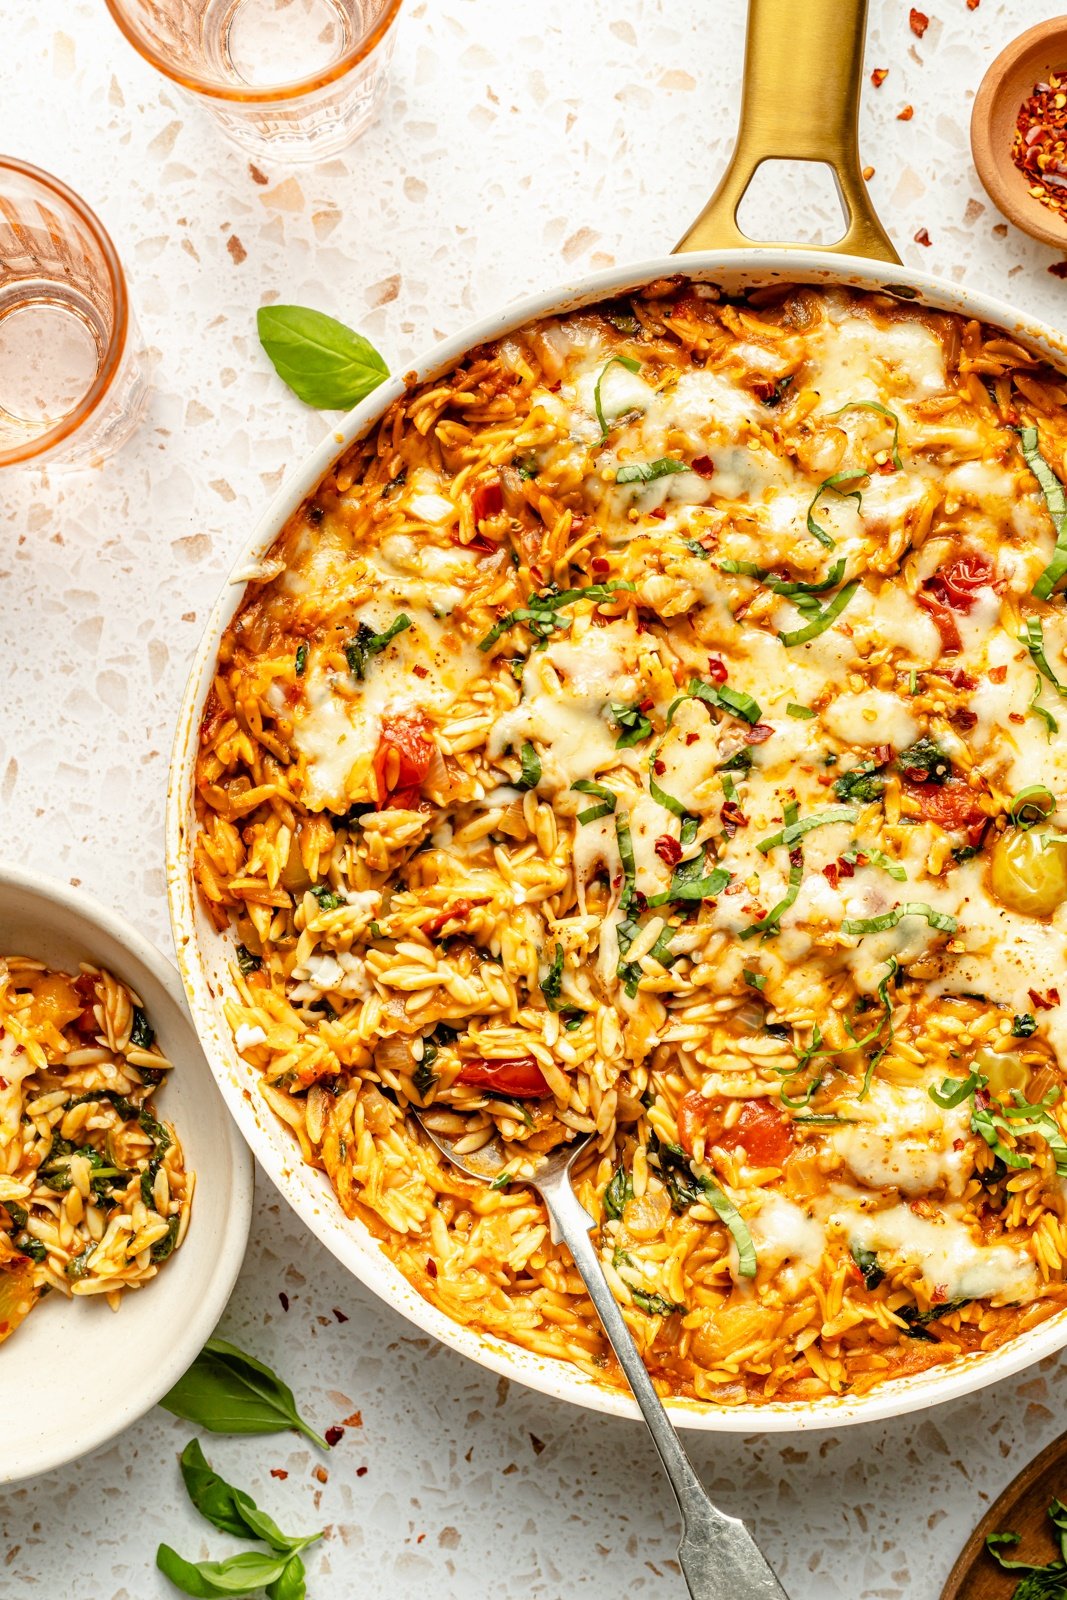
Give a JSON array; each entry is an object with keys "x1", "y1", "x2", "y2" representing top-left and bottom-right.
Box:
[{"x1": 537, "y1": 1167, "x2": 790, "y2": 1600}]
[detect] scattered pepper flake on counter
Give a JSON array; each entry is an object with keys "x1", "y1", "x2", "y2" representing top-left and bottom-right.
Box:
[
  {"x1": 915, "y1": 226, "x2": 932, "y2": 245},
  {"x1": 331, "y1": 1306, "x2": 349, "y2": 1322},
  {"x1": 1051, "y1": 261, "x2": 1067, "y2": 277},
  {"x1": 871, "y1": 67, "x2": 888, "y2": 87},
  {"x1": 898, "y1": 105, "x2": 914, "y2": 121},
  {"x1": 909, "y1": 8, "x2": 930, "y2": 37},
  {"x1": 1013, "y1": 70, "x2": 1067, "y2": 222},
  {"x1": 862, "y1": 165, "x2": 876, "y2": 180},
  {"x1": 325, "y1": 1425, "x2": 344, "y2": 1447}
]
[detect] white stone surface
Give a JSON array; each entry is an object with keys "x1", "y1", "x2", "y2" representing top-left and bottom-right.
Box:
[{"x1": 0, "y1": 0, "x2": 1065, "y2": 1595}]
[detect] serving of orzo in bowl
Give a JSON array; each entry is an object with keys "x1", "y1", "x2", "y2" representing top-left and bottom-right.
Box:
[
  {"x1": 1, "y1": 867, "x2": 253, "y2": 1483},
  {"x1": 167, "y1": 241, "x2": 1067, "y2": 1431}
]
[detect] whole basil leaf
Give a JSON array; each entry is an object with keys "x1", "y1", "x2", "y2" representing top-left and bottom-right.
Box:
[
  {"x1": 266, "y1": 1554, "x2": 307, "y2": 1600},
  {"x1": 257, "y1": 304, "x2": 389, "y2": 410},
  {"x1": 156, "y1": 1545, "x2": 291, "y2": 1598},
  {"x1": 160, "y1": 1338, "x2": 329, "y2": 1450},
  {"x1": 179, "y1": 1440, "x2": 320, "y2": 1556}
]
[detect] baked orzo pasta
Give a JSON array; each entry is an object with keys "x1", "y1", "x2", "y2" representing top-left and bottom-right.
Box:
[
  {"x1": 0, "y1": 957, "x2": 191, "y2": 1343},
  {"x1": 197, "y1": 279, "x2": 1067, "y2": 1405}
]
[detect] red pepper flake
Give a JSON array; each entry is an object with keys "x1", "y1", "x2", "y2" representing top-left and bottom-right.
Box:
[
  {"x1": 897, "y1": 105, "x2": 914, "y2": 121},
  {"x1": 967, "y1": 0, "x2": 979, "y2": 8},
  {"x1": 721, "y1": 801, "x2": 748, "y2": 831},
  {"x1": 744, "y1": 723, "x2": 775, "y2": 744},
  {"x1": 591, "y1": 557, "x2": 610, "y2": 573},
  {"x1": 1009, "y1": 712, "x2": 1025, "y2": 724},
  {"x1": 823, "y1": 862, "x2": 840, "y2": 889},
  {"x1": 1012, "y1": 70, "x2": 1067, "y2": 221},
  {"x1": 953, "y1": 1138, "x2": 965, "y2": 1151},
  {"x1": 988, "y1": 664, "x2": 1007, "y2": 683},
  {"x1": 654, "y1": 835, "x2": 683, "y2": 866},
  {"x1": 914, "y1": 227, "x2": 932, "y2": 246},
  {"x1": 426, "y1": 1257, "x2": 438, "y2": 1278},
  {"x1": 1030, "y1": 987, "x2": 1060, "y2": 1010},
  {"x1": 871, "y1": 67, "x2": 889, "y2": 87},
  {"x1": 270, "y1": 1469, "x2": 289, "y2": 1480},
  {"x1": 325, "y1": 1425, "x2": 344, "y2": 1447},
  {"x1": 931, "y1": 1283, "x2": 948, "y2": 1305},
  {"x1": 871, "y1": 745, "x2": 893, "y2": 767},
  {"x1": 685, "y1": 732, "x2": 699, "y2": 745},
  {"x1": 1050, "y1": 262, "x2": 1067, "y2": 279},
  {"x1": 950, "y1": 708, "x2": 978, "y2": 730},
  {"x1": 356, "y1": 1465, "x2": 368, "y2": 1477},
  {"x1": 945, "y1": 667, "x2": 976, "y2": 689},
  {"x1": 691, "y1": 455, "x2": 716, "y2": 477},
  {"x1": 909, "y1": 8, "x2": 929, "y2": 37},
  {"x1": 838, "y1": 855, "x2": 857, "y2": 878},
  {"x1": 649, "y1": 506, "x2": 667, "y2": 520},
  {"x1": 332, "y1": 1307, "x2": 349, "y2": 1323},
  {"x1": 412, "y1": 664, "x2": 428, "y2": 679},
  {"x1": 639, "y1": 696, "x2": 655, "y2": 711},
  {"x1": 279, "y1": 1292, "x2": 289, "y2": 1312},
  {"x1": 707, "y1": 655, "x2": 728, "y2": 683},
  {"x1": 343, "y1": 1410, "x2": 363, "y2": 1426},
  {"x1": 653, "y1": 759, "x2": 666, "y2": 774}
]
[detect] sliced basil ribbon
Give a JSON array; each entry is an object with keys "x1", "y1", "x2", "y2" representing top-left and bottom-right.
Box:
[
  {"x1": 805, "y1": 472, "x2": 864, "y2": 550},
  {"x1": 841, "y1": 901, "x2": 957, "y2": 936},
  {"x1": 571, "y1": 779, "x2": 617, "y2": 824},
  {"x1": 756, "y1": 805, "x2": 858, "y2": 855},
  {"x1": 593, "y1": 353, "x2": 641, "y2": 441},
  {"x1": 1022, "y1": 425, "x2": 1067, "y2": 600},
  {"x1": 829, "y1": 400, "x2": 903, "y2": 471},
  {"x1": 778, "y1": 579, "x2": 860, "y2": 648}
]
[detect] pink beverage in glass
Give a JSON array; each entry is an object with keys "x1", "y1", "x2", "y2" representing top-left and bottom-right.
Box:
[
  {"x1": 105, "y1": 0, "x2": 404, "y2": 163},
  {"x1": 0, "y1": 159, "x2": 147, "y2": 470}
]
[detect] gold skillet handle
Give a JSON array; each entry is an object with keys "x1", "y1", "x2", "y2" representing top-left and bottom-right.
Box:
[{"x1": 675, "y1": 0, "x2": 900, "y2": 264}]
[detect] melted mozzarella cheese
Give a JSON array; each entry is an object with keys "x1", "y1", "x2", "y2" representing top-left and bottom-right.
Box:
[
  {"x1": 830, "y1": 1079, "x2": 971, "y2": 1196},
  {"x1": 823, "y1": 689, "x2": 920, "y2": 751},
  {"x1": 743, "y1": 1193, "x2": 826, "y2": 1284},
  {"x1": 829, "y1": 1201, "x2": 1036, "y2": 1303},
  {"x1": 809, "y1": 307, "x2": 947, "y2": 414}
]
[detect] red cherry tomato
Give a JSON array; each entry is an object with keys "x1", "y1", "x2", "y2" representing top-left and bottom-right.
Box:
[
  {"x1": 676, "y1": 1093, "x2": 793, "y2": 1165},
  {"x1": 916, "y1": 591, "x2": 962, "y2": 655},
  {"x1": 455, "y1": 1056, "x2": 551, "y2": 1097},
  {"x1": 925, "y1": 552, "x2": 997, "y2": 612},
  {"x1": 374, "y1": 712, "x2": 435, "y2": 809},
  {"x1": 902, "y1": 775, "x2": 988, "y2": 844},
  {"x1": 472, "y1": 479, "x2": 504, "y2": 522}
]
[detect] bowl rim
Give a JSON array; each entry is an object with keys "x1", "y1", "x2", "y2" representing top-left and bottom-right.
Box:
[
  {"x1": 168, "y1": 246, "x2": 1067, "y2": 1431},
  {"x1": 0, "y1": 864, "x2": 254, "y2": 1484},
  {"x1": 970, "y1": 15, "x2": 1067, "y2": 251}
]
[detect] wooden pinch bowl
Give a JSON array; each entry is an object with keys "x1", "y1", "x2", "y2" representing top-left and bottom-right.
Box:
[{"x1": 971, "y1": 17, "x2": 1067, "y2": 250}]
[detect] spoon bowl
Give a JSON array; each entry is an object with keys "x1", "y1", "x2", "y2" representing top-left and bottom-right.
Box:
[{"x1": 409, "y1": 1102, "x2": 789, "y2": 1600}]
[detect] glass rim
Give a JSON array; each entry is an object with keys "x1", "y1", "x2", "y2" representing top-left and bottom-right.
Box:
[
  {"x1": 0, "y1": 157, "x2": 130, "y2": 470},
  {"x1": 103, "y1": 0, "x2": 405, "y2": 105}
]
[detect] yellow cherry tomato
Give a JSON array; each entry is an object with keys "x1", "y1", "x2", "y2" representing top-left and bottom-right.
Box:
[
  {"x1": 991, "y1": 828, "x2": 1067, "y2": 917},
  {"x1": 974, "y1": 1047, "x2": 1030, "y2": 1099}
]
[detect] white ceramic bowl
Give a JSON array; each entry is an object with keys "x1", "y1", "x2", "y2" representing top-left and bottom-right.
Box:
[
  {"x1": 168, "y1": 250, "x2": 1067, "y2": 1432},
  {"x1": 0, "y1": 868, "x2": 254, "y2": 1485}
]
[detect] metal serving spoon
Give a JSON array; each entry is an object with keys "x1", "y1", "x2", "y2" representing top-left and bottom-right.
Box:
[{"x1": 411, "y1": 1116, "x2": 790, "y2": 1600}]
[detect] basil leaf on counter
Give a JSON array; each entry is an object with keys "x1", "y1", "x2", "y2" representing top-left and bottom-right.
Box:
[
  {"x1": 156, "y1": 1545, "x2": 295, "y2": 1599},
  {"x1": 159, "y1": 1338, "x2": 329, "y2": 1450},
  {"x1": 178, "y1": 1440, "x2": 320, "y2": 1556},
  {"x1": 257, "y1": 305, "x2": 389, "y2": 410}
]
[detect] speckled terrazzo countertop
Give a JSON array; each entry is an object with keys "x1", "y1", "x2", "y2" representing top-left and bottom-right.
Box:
[{"x1": 1, "y1": 1, "x2": 1066, "y2": 1595}]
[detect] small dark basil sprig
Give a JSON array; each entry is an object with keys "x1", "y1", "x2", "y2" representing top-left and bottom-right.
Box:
[
  {"x1": 257, "y1": 304, "x2": 389, "y2": 410},
  {"x1": 160, "y1": 1338, "x2": 329, "y2": 1450}
]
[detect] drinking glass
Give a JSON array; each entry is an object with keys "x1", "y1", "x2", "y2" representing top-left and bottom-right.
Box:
[
  {"x1": 105, "y1": 0, "x2": 404, "y2": 163},
  {"x1": 0, "y1": 159, "x2": 147, "y2": 471}
]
